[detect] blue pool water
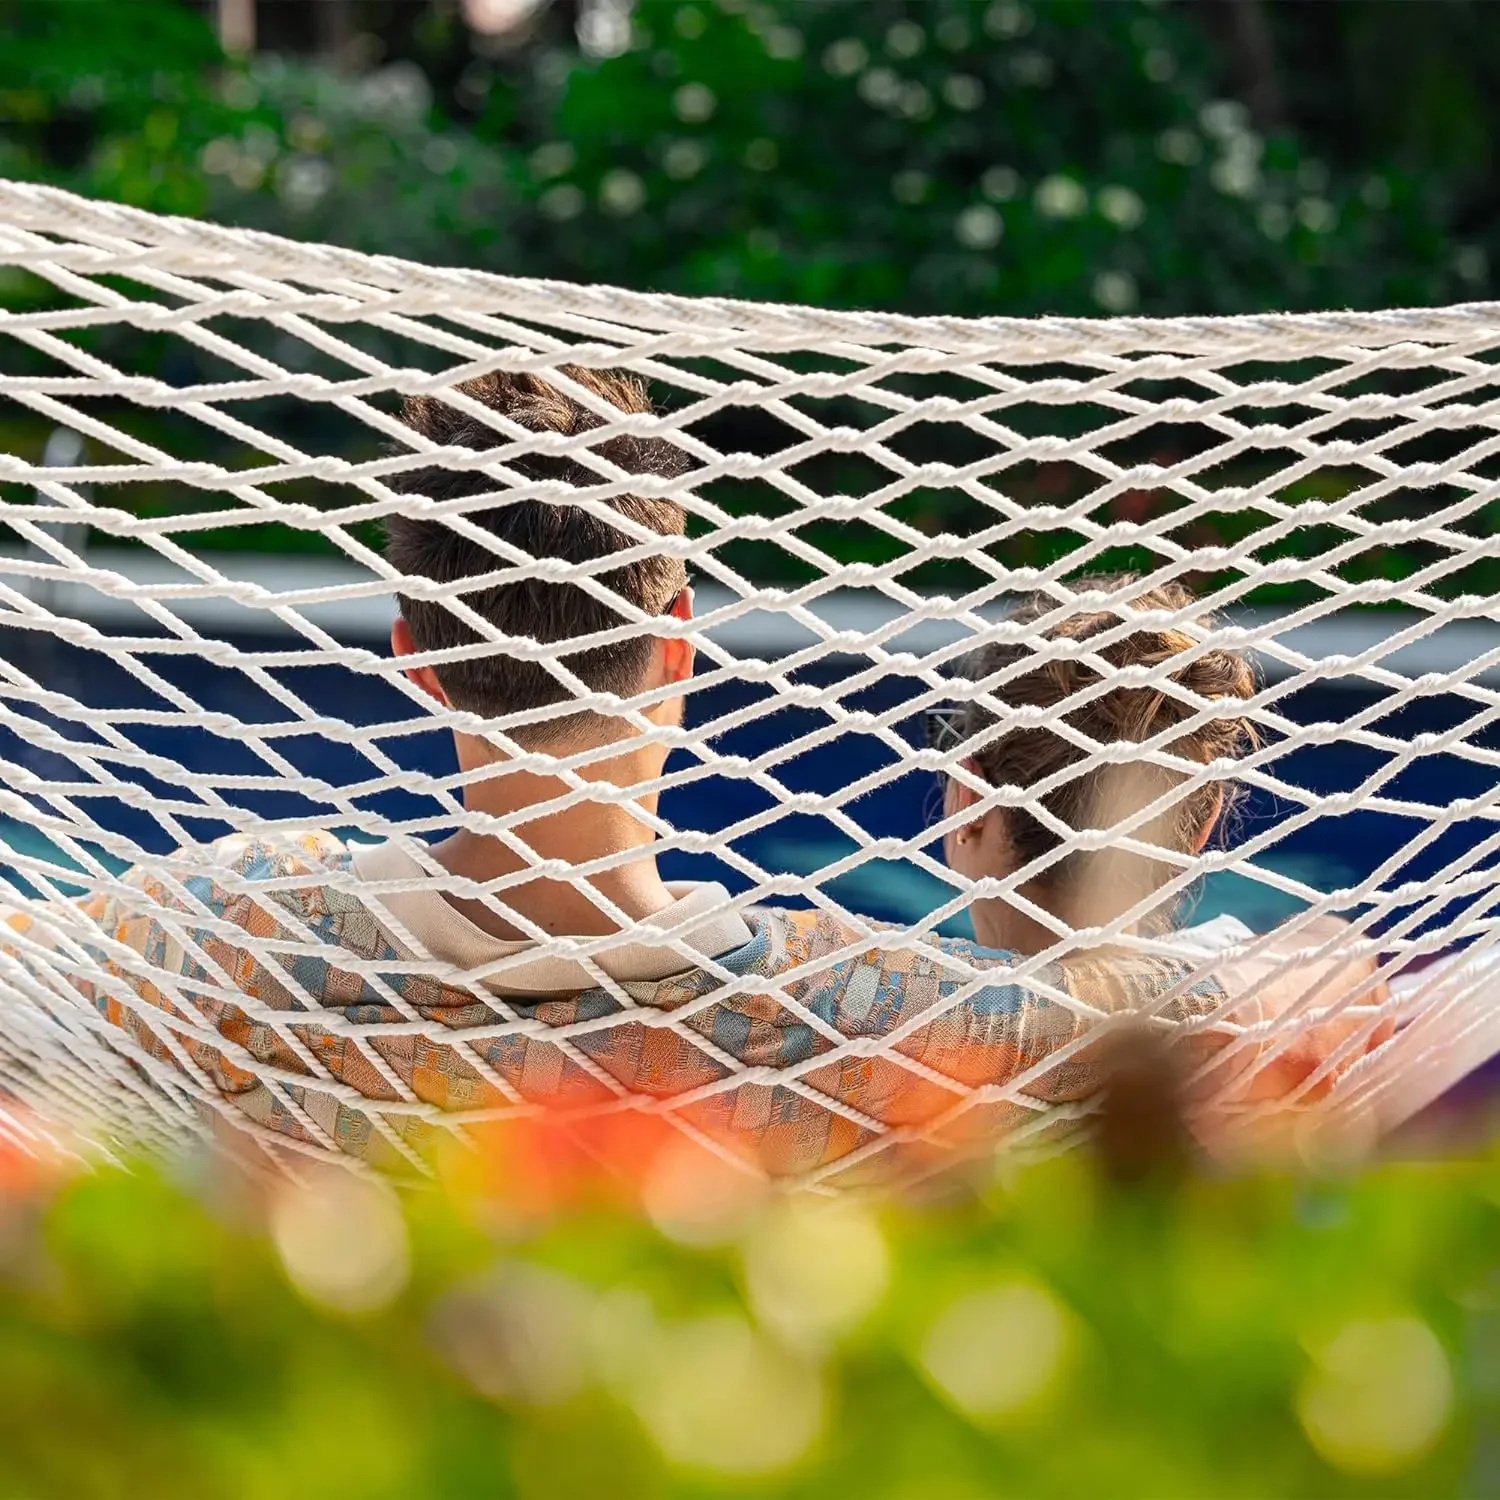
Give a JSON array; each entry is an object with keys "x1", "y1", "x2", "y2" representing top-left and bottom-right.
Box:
[{"x1": 1, "y1": 628, "x2": 1497, "y2": 946}]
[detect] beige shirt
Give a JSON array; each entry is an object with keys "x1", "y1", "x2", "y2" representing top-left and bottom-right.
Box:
[{"x1": 348, "y1": 839, "x2": 753, "y2": 995}]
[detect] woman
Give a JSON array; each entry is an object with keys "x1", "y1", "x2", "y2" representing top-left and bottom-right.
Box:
[
  {"x1": 928, "y1": 574, "x2": 1256, "y2": 955},
  {"x1": 928, "y1": 573, "x2": 1394, "y2": 1126}
]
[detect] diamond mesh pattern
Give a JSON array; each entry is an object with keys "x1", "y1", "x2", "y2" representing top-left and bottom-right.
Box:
[{"x1": 1, "y1": 181, "x2": 1498, "y2": 1180}]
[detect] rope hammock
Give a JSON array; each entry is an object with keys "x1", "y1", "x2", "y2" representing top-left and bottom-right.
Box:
[{"x1": 1, "y1": 179, "x2": 1498, "y2": 1186}]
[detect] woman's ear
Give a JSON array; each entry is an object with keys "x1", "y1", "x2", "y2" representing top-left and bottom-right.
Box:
[
  {"x1": 391, "y1": 618, "x2": 451, "y2": 707},
  {"x1": 943, "y1": 758, "x2": 986, "y2": 821},
  {"x1": 944, "y1": 759, "x2": 1005, "y2": 878}
]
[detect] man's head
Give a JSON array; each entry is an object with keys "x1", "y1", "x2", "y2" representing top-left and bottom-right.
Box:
[{"x1": 385, "y1": 367, "x2": 694, "y2": 751}]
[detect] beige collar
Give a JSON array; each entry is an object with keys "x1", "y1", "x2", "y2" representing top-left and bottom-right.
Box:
[{"x1": 348, "y1": 839, "x2": 752, "y2": 994}]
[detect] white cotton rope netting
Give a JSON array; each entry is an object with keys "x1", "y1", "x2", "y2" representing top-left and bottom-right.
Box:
[{"x1": 1, "y1": 178, "x2": 1499, "y2": 1184}]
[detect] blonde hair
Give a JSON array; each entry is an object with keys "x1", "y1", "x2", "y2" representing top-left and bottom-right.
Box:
[{"x1": 954, "y1": 573, "x2": 1257, "y2": 932}]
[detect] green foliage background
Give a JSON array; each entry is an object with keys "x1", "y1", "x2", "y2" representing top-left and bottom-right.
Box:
[
  {"x1": 2, "y1": 0, "x2": 1498, "y2": 600},
  {"x1": 5, "y1": 1140, "x2": 1500, "y2": 1499},
  {"x1": 4, "y1": 0, "x2": 1487, "y2": 313}
]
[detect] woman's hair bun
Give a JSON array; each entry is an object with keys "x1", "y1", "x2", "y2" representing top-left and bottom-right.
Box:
[{"x1": 968, "y1": 572, "x2": 1256, "y2": 752}]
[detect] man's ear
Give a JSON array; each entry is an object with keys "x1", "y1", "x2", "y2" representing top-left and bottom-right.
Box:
[
  {"x1": 659, "y1": 586, "x2": 695, "y2": 685},
  {"x1": 391, "y1": 617, "x2": 452, "y2": 707}
]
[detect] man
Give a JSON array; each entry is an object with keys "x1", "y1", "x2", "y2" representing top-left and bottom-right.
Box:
[{"x1": 3, "y1": 368, "x2": 1388, "y2": 1182}]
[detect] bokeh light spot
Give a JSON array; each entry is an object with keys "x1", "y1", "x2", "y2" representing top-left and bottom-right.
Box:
[
  {"x1": 599, "y1": 169, "x2": 646, "y2": 215},
  {"x1": 672, "y1": 83, "x2": 716, "y2": 124},
  {"x1": 920, "y1": 1279, "x2": 1073, "y2": 1422},
  {"x1": 642, "y1": 1136, "x2": 765, "y2": 1246},
  {"x1": 1297, "y1": 1316, "x2": 1453, "y2": 1475},
  {"x1": 271, "y1": 1171, "x2": 410, "y2": 1316},
  {"x1": 743, "y1": 1197, "x2": 889, "y2": 1351},
  {"x1": 635, "y1": 1315, "x2": 823, "y2": 1476},
  {"x1": 1035, "y1": 173, "x2": 1087, "y2": 218},
  {"x1": 956, "y1": 204, "x2": 1004, "y2": 250}
]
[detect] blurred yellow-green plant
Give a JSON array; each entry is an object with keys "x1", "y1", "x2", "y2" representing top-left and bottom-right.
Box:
[{"x1": 2, "y1": 1103, "x2": 1499, "y2": 1500}]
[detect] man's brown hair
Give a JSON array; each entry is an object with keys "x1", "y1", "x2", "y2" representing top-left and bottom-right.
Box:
[{"x1": 384, "y1": 367, "x2": 690, "y2": 740}]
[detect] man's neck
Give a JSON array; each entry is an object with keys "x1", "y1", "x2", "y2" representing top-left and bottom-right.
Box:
[{"x1": 427, "y1": 746, "x2": 676, "y2": 942}]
